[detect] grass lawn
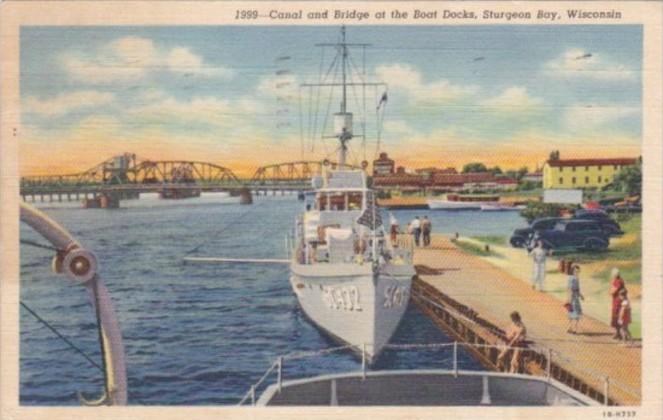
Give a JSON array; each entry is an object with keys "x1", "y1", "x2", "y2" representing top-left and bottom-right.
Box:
[
  {"x1": 472, "y1": 235, "x2": 508, "y2": 246},
  {"x1": 454, "y1": 238, "x2": 504, "y2": 258}
]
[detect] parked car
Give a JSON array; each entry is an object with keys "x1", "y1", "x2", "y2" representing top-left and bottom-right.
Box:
[
  {"x1": 574, "y1": 209, "x2": 624, "y2": 236},
  {"x1": 530, "y1": 219, "x2": 610, "y2": 252},
  {"x1": 509, "y1": 217, "x2": 564, "y2": 248}
]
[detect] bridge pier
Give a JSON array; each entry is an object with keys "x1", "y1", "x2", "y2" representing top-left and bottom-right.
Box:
[{"x1": 239, "y1": 188, "x2": 253, "y2": 205}]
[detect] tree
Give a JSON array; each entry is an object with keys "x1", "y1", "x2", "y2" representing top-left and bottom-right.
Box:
[
  {"x1": 520, "y1": 201, "x2": 576, "y2": 223},
  {"x1": 489, "y1": 166, "x2": 503, "y2": 175},
  {"x1": 462, "y1": 162, "x2": 488, "y2": 173},
  {"x1": 549, "y1": 150, "x2": 560, "y2": 161},
  {"x1": 612, "y1": 162, "x2": 642, "y2": 195},
  {"x1": 517, "y1": 166, "x2": 529, "y2": 180}
]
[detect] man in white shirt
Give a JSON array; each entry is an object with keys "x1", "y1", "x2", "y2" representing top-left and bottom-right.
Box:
[
  {"x1": 529, "y1": 240, "x2": 547, "y2": 291},
  {"x1": 410, "y1": 216, "x2": 421, "y2": 247}
]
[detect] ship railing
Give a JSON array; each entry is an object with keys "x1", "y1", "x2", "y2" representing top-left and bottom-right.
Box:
[{"x1": 237, "y1": 341, "x2": 639, "y2": 406}]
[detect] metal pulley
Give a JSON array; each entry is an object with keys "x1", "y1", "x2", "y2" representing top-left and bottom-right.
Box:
[{"x1": 63, "y1": 248, "x2": 98, "y2": 284}]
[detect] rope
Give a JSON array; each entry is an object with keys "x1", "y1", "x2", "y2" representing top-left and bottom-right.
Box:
[
  {"x1": 184, "y1": 206, "x2": 257, "y2": 256},
  {"x1": 20, "y1": 301, "x2": 104, "y2": 372},
  {"x1": 20, "y1": 239, "x2": 61, "y2": 252}
]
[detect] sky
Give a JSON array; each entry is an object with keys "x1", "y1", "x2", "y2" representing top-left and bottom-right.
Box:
[{"x1": 20, "y1": 25, "x2": 642, "y2": 176}]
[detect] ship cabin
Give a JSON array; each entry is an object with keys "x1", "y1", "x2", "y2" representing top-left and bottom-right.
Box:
[{"x1": 295, "y1": 170, "x2": 386, "y2": 266}]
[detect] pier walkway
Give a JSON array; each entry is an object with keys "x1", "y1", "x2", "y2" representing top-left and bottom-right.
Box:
[{"x1": 409, "y1": 234, "x2": 641, "y2": 405}]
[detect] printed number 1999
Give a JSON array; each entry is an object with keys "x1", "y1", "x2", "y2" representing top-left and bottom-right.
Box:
[{"x1": 235, "y1": 10, "x2": 258, "y2": 19}]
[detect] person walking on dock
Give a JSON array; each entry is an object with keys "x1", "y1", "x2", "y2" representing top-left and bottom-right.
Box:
[
  {"x1": 609, "y1": 267, "x2": 627, "y2": 340},
  {"x1": 421, "y1": 216, "x2": 432, "y2": 247},
  {"x1": 498, "y1": 311, "x2": 527, "y2": 374},
  {"x1": 617, "y1": 288, "x2": 633, "y2": 345},
  {"x1": 389, "y1": 213, "x2": 400, "y2": 245},
  {"x1": 566, "y1": 265, "x2": 585, "y2": 334},
  {"x1": 409, "y1": 216, "x2": 421, "y2": 247},
  {"x1": 529, "y1": 240, "x2": 547, "y2": 291}
]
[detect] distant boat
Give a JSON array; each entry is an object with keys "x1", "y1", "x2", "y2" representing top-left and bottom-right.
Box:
[{"x1": 428, "y1": 194, "x2": 500, "y2": 210}]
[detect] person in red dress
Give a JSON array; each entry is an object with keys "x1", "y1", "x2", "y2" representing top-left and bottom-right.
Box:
[{"x1": 609, "y1": 267, "x2": 626, "y2": 339}]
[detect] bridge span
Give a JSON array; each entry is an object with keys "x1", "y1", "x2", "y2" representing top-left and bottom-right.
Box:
[{"x1": 20, "y1": 153, "x2": 363, "y2": 206}]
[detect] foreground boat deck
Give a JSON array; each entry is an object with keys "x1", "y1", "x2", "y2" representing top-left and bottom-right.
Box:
[{"x1": 410, "y1": 234, "x2": 641, "y2": 405}]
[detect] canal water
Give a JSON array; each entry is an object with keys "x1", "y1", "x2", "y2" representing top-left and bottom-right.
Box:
[{"x1": 19, "y1": 196, "x2": 527, "y2": 405}]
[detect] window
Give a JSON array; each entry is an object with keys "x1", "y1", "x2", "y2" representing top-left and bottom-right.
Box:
[
  {"x1": 614, "y1": 165, "x2": 618, "y2": 170},
  {"x1": 558, "y1": 177, "x2": 563, "y2": 184},
  {"x1": 585, "y1": 176, "x2": 589, "y2": 184},
  {"x1": 585, "y1": 166, "x2": 589, "y2": 171},
  {"x1": 598, "y1": 165, "x2": 602, "y2": 170},
  {"x1": 572, "y1": 177, "x2": 576, "y2": 184},
  {"x1": 572, "y1": 167, "x2": 576, "y2": 172},
  {"x1": 598, "y1": 176, "x2": 602, "y2": 183}
]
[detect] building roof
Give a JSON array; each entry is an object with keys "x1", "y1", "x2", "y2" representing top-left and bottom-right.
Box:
[
  {"x1": 496, "y1": 178, "x2": 518, "y2": 184},
  {"x1": 372, "y1": 174, "x2": 425, "y2": 187},
  {"x1": 546, "y1": 158, "x2": 637, "y2": 168},
  {"x1": 430, "y1": 172, "x2": 495, "y2": 186}
]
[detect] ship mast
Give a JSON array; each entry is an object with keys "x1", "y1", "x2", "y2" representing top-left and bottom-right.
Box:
[
  {"x1": 303, "y1": 26, "x2": 384, "y2": 169},
  {"x1": 339, "y1": 26, "x2": 349, "y2": 168}
]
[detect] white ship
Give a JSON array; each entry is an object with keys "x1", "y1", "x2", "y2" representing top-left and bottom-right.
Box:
[{"x1": 289, "y1": 27, "x2": 415, "y2": 363}]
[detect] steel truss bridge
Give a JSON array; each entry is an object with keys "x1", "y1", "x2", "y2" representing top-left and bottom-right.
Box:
[{"x1": 20, "y1": 153, "x2": 362, "y2": 201}]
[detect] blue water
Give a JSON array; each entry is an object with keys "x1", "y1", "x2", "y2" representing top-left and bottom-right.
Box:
[{"x1": 19, "y1": 197, "x2": 527, "y2": 405}]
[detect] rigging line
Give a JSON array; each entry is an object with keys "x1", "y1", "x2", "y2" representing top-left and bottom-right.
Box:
[
  {"x1": 298, "y1": 86, "x2": 304, "y2": 159},
  {"x1": 19, "y1": 300, "x2": 104, "y2": 372},
  {"x1": 20, "y1": 239, "x2": 61, "y2": 252},
  {"x1": 319, "y1": 58, "x2": 340, "y2": 157},
  {"x1": 184, "y1": 206, "x2": 257, "y2": 256},
  {"x1": 374, "y1": 86, "x2": 381, "y2": 159},
  {"x1": 91, "y1": 277, "x2": 111, "y2": 400}
]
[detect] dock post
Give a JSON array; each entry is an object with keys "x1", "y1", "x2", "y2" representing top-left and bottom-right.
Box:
[
  {"x1": 546, "y1": 348, "x2": 552, "y2": 382},
  {"x1": 277, "y1": 357, "x2": 283, "y2": 392},
  {"x1": 361, "y1": 343, "x2": 367, "y2": 379},
  {"x1": 603, "y1": 376, "x2": 610, "y2": 406},
  {"x1": 250, "y1": 385, "x2": 256, "y2": 406},
  {"x1": 453, "y1": 341, "x2": 458, "y2": 377}
]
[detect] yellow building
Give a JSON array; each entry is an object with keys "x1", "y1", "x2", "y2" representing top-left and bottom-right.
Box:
[{"x1": 542, "y1": 158, "x2": 637, "y2": 189}]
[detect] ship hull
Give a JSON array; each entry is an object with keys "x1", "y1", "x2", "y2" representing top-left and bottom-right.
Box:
[{"x1": 290, "y1": 263, "x2": 414, "y2": 363}]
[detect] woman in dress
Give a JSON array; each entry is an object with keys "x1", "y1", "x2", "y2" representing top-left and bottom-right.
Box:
[
  {"x1": 567, "y1": 265, "x2": 585, "y2": 334},
  {"x1": 609, "y1": 267, "x2": 626, "y2": 339}
]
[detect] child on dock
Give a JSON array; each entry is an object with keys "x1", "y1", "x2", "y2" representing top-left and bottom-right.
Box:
[{"x1": 617, "y1": 288, "x2": 633, "y2": 345}]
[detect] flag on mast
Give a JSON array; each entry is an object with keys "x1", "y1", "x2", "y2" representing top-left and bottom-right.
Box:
[{"x1": 376, "y1": 91, "x2": 388, "y2": 110}]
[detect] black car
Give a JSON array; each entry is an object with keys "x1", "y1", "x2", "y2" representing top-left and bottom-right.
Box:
[
  {"x1": 574, "y1": 209, "x2": 624, "y2": 236},
  {"x1": 509, "y1": 217, "x2": 564, "y2": 248},
  {"x1": 530, "y1": 219, "x2": 610, "y2": 251}
]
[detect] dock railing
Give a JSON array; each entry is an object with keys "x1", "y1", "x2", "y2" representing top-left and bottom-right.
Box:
[{"x1": 237, "y1": 340, "x2": 639, "y2": 406}]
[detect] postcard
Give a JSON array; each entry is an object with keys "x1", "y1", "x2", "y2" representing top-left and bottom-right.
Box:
[{"x1": 1, "y1": 1, "x2": 661, "y2": 419}]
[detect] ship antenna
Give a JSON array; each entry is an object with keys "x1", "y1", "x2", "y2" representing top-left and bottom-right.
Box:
[{"x1": 339, "y1": 25, "x2": 350, "y2": 168}]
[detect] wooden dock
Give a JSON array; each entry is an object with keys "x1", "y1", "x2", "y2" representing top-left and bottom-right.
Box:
[{"x1": 409, "y1": 234, "x2": 641, "y2": 405}]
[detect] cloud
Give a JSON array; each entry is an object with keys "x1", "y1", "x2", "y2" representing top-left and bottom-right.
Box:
[
  {"x1": 23, "y1": 91, "x2": 115, "y2": 117},
  {"x1": 375, "y1": 64, "x2": 478, "y2": 105},
  {"x1": 127, "y1": 94, "x2": 235, "y2": 128},
  {"x1": 61, "y1": 36, "x2": 232, "y2": 84},
  {"x1": 166, "y1": 47, "x2": 233, "y2": 78},
  {"x1": 544, "y1": 49, "x2": 635, "y2": 81},
  {"x1": 480, "y1": 87, "x2": 543, "y2": 113},
  {"x1": 564, "y1": 104, "x2": 639, "y2": 130}
]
